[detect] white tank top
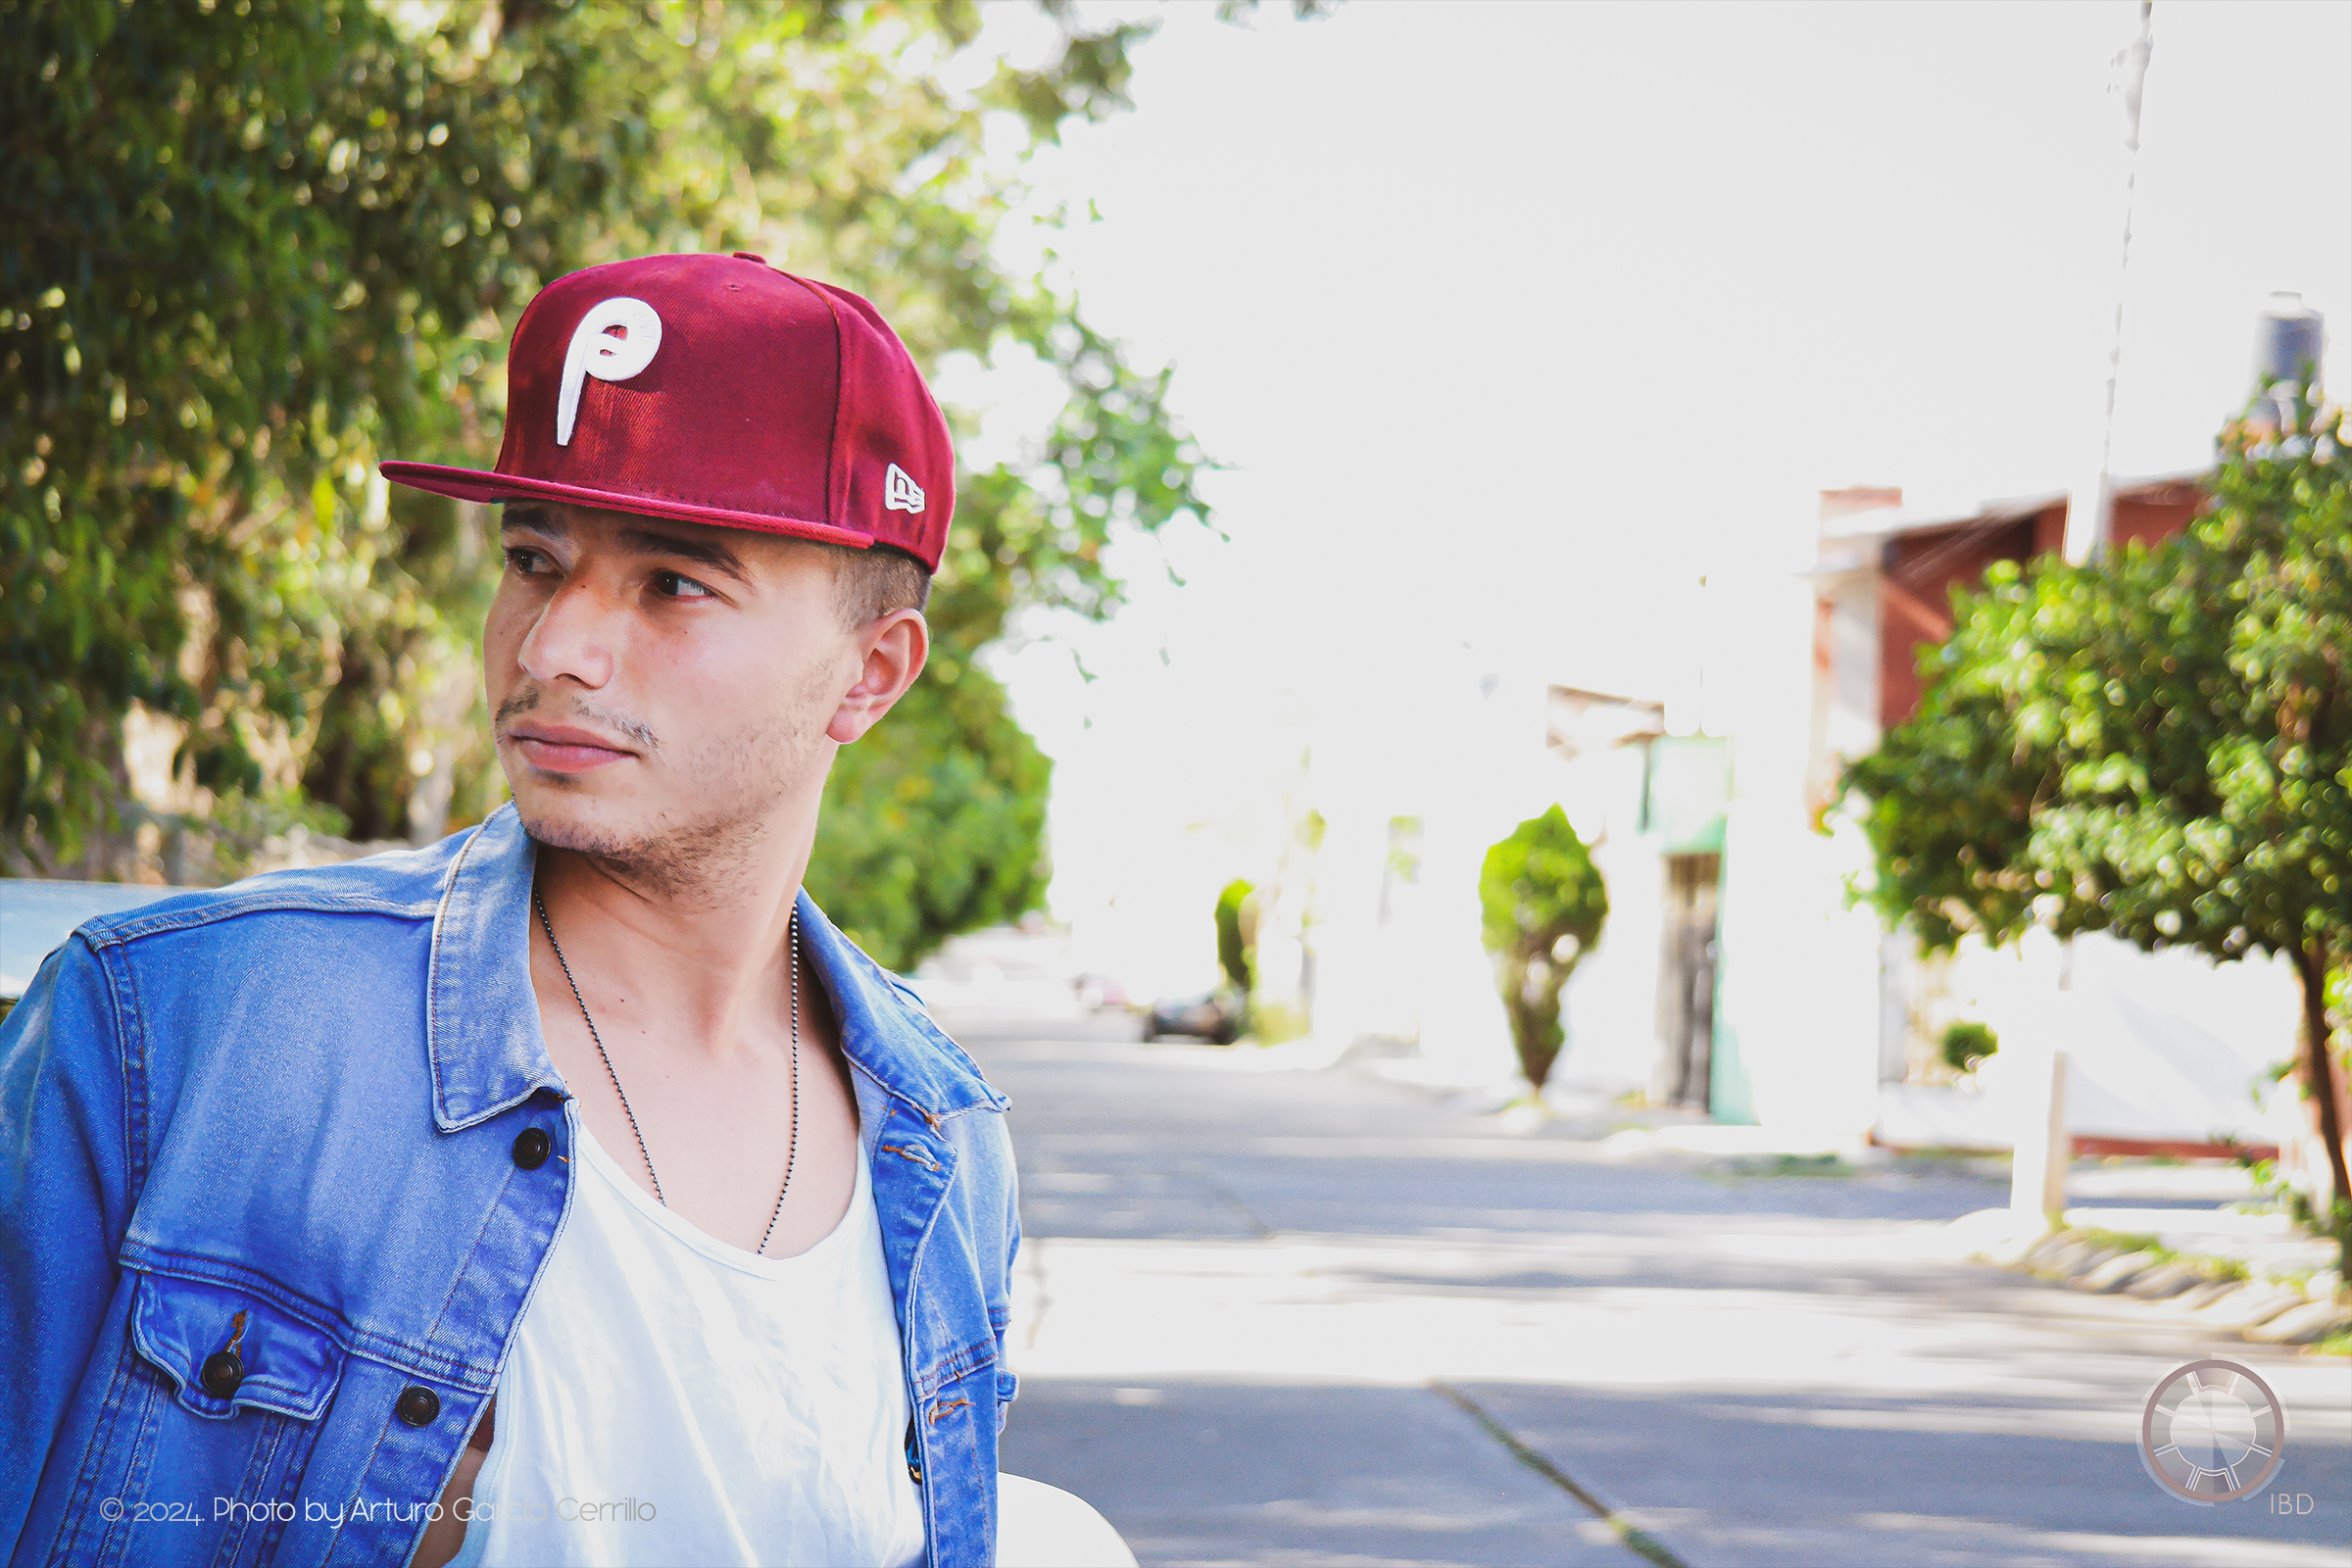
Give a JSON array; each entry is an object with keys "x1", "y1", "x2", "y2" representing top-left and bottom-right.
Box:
[{"x1": 450, "y1": 1121, "x2": 927, "y2": 1567}]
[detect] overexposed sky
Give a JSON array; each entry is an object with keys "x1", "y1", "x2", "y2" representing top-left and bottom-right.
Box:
[{"x1": 930, "y1": 0, "x2": 2352, "y2": 988}]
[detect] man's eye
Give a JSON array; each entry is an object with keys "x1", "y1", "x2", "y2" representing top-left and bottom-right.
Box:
[
  {"x1": 654, "y1": 570, "x2": 715, "y2": 600},
  {"x1": 504, "y1": 546, "x2": 550, "y2": 574}
]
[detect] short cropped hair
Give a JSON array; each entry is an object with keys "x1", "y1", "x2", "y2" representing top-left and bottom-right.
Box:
[{"x1": 821, "y1": 541, "x2": 932, "y2": 629}]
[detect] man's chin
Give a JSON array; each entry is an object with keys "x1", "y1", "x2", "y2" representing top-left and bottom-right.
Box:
[
  {"x1": 510, "y1": 786, "x2": 646, "y2": 864},
  {"x1": 517, "y1": 810, "x2": 642, "y2": 863},
  {"x1": 514, "y1": 789, "x2": 761, "y2": 900}
]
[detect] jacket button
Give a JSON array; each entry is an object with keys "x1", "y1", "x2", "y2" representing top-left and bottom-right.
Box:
[
  {"x1": 397, "y1": 1385, "x2": 441, "y2": 1427},
  {"x1": 199, "y1": 1349, "x2": 243, "y2": 1398},
  {"x1": 513, "y1": 1127, "x2": 553, "y2": 1169}
]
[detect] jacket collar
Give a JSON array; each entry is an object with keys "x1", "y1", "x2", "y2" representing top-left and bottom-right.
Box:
[
  {"x1": 426, "y1": 806, "x2": 560, "y2": 1132},
  {"x1": 424, "y1": 804, "x2": 1003, "y2": 1132},
  {"x1": 794, "y1": 887, "x2": 1009, "y2": 1121}
]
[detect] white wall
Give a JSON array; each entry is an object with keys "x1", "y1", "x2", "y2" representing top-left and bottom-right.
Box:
[{"x1": 1550, "y1": 746, "x2": 1667, "y2": 1100}]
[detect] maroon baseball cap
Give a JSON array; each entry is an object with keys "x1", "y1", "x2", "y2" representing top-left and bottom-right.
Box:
[{"x1": 380, "y1": 252, "x2": 955, "y2": 569}]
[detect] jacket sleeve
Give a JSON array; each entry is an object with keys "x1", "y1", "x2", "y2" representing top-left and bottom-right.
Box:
[
  {"x1": 996, "y1": 1115, "x2": 1021, "y2": 1433},
  {"x1": 0, "y1": 937, "x2": 135, "y2": 1552}
]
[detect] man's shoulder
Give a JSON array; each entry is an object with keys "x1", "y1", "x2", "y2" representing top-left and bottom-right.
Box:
[{"x1": 71, "y1": 830, "x2": 479, "y2": 955}]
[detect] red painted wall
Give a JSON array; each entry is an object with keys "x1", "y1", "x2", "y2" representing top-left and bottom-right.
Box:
[{"x1": 1878, "y1": 487, "x2": 2204, "y2": 730}]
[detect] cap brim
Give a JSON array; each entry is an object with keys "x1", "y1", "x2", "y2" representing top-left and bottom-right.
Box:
[{"x1": 378, "y1": 462, "x2": 878, "y2": 552}]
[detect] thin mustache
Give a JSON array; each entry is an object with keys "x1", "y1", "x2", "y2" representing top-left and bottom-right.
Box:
[{"x1": 495, "y1": 688, "x2": 661, "y2": 753}]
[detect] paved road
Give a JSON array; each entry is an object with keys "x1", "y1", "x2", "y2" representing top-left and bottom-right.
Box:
[{"x1": 953, "y1": 1013, "x2": 2352, "y2": 1568}]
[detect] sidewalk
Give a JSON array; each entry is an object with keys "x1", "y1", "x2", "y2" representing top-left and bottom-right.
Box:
[{"x1": 957, "y1": 1013, "x2": 2352, "y2": 1568}]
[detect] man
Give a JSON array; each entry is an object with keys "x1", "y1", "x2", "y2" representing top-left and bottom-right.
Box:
[{"x1": 1, "y1": 253, "x2": 1125, "y2": 1566}]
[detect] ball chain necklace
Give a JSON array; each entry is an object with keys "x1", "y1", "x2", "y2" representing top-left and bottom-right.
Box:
[{"x1": 533, "y1": 889, "x2": 803, "y2": 1256}]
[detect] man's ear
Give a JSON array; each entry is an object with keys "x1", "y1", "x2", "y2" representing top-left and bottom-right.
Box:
[{"x1": 827, "y1": 609, "x2": 928, "y2": 745}]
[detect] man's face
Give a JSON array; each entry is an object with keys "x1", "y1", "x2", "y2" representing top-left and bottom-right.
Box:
[{"x1": 482, "y1": 502, "x2": 907, "y2": 889}]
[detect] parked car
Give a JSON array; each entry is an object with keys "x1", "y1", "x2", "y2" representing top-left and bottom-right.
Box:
[
  {"x1": 1072, "y1": 972, "x2": 1133, "y2": 1012},
  {"x1": 2, "y1": 879, "x2": 180, "y2": 1013},
  {"x1": 1145, "y1": 986, "x2": 1243, "y2": 1045}
]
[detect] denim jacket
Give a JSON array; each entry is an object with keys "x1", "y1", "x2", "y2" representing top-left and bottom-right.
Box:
[{"x1": 0, "y1": 805, "x2": 1019, "y2": 1567}]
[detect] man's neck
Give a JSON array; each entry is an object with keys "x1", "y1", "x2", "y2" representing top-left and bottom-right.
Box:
[{"x1": 530, "y1": 816, "x2": 816, "y2": 1063}]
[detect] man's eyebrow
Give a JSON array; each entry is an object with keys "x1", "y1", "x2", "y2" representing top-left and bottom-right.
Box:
[
  {"x1": 617, "y1": 526, "x2": 751, "y2": 583},
  {"x1": 496, "y1": 507, "x2": 749, "y2": 583},
  {"x1": 498, "y1": 502, "x2": 564, "y2": 535}
]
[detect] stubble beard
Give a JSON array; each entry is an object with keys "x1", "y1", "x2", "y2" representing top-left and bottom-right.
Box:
[{"x1": 503, "y1": 662, "x2": 842, "y2": 906}]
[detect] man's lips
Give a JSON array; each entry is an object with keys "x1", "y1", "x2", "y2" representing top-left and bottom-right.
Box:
[{"x1": 503, "y1": 724, "x2": 638, "y2": 772}]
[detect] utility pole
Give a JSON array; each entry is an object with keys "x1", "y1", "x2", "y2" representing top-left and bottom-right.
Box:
[{"x1": 2064, "y1": 0, "x2": 2155, "y2": 566}]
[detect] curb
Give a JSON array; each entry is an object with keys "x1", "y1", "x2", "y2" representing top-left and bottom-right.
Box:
[{"x1": 1975, "y1": 1224, "x2": 2351, "y2": 1348}]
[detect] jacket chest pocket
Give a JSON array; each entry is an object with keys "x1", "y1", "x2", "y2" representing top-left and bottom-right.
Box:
[
  {"x1": 129, "y1": 1269, "x2": 348, "y2": 1422},
  {"x1": 99, "y1": 1269, "x2": 348, "y2": 1568}
]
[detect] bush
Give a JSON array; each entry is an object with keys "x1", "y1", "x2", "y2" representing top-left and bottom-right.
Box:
[
  {"x1": 1940, "y1": 1019, "x2": 1999, "y2": 1075},
  {"x1": 1215, "y1": 879, "x2": 1256, "y2": 995},
  {"x1": 1479, "y1": 806, "x2": 1608, "y2": 1091}
]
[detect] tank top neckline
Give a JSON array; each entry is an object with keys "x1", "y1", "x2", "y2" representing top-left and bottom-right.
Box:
[{"x1": 573, "y1": 1117, "x2": 870, "y2": 1280}]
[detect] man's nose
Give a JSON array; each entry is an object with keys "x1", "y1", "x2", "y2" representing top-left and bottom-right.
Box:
[{"x1": 517, "y1": 573, "x2": 620, "y2": 690}]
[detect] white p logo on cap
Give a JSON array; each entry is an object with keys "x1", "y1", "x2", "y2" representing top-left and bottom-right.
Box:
[{"x1": 557, "y1": 297, "x2": 663, "y2": 446}]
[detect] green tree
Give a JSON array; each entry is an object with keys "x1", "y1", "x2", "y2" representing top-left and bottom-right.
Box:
[
  {"x1": 1479, "y1": 805, "x2": 1608, "y2": 1092},
  {"x1": 1214, "y1": 877, "x2": 1256, "y2": 994},
  {"x1": 1844, "y1": 390, "x2": 2352, "y2": 1263},
  {"x1": 3, "y1": 0, "x2": 1279, "y2": 960}
]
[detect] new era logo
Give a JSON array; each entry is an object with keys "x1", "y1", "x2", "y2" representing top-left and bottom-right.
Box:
[{"x1": 884, "y1": 464, "x2": 926, "y2": 514}]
